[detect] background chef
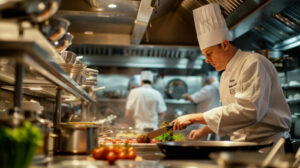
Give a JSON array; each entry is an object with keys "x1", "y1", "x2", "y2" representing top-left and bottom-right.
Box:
[
  {"x1": 125, "y1": 70, "x2": 167, "y2": 131},
  {"x1": 172, "y1": 3, "x2": 291, "y2": 149}
]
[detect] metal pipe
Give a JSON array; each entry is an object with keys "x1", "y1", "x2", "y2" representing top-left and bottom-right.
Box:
[
  {"x1": 81, "y1": 100, "x2": 86, "y2": 121},
  {"x1": 54, "y1": 88, "x2": 62, "y2": 126},
  {"x1": 14, "y1": 62, "x2": 24, "y2": 113}
]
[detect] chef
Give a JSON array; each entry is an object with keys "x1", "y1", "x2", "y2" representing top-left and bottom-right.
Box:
[
  {"x1": 126, "y1": 70, "x2": 167, "y2": 131},
  {"x1": 182, "y1": 73, "x2": 220, "y2": 113},
  {"x1": 172, "y1": 3, "x2": 291, "y2": 148}
]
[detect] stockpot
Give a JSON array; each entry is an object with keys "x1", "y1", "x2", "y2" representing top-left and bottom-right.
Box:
[{"x1": 55, "y1": 122, "x2": 99, "y2": 154}]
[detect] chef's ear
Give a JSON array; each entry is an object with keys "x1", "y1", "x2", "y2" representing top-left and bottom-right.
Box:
[{"x1": 221, "y1": 40, "x2": 230, "y2": 51}]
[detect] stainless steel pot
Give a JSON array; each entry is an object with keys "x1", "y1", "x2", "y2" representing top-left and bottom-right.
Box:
[{"x1": 56, "y1": 122, "x2": 99, "y2": 154}]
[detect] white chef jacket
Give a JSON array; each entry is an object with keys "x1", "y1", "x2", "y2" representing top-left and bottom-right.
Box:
[
  {"x1": 191, "y1": 81, "x2": 221, "y2": 112},
  {"x1": 126, "y1": 84, "x2": 167, "y2": 130},
  {"x1": 203, "y1": 50, "x2": 291, "y2": 143}
]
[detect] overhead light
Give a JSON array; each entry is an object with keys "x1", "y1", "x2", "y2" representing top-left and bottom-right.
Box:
[
  {"x1": 29, "y1": 87, "x2": 43, "y2": 91},
  {"x1": 95, "y1": 8, "x2": 104, "y2": 11},
  {"x1": 84, "y1": 31, "x2": 94, "y2": 35},
  {"x1": 108, "y1": 4, "x2": 117, "y2": 8}
]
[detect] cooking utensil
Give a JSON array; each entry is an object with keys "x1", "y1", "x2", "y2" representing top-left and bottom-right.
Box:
[
  {"x1": 146, "y1": 125, "x2": 173, "y2": 139},
  {"x1": 262, "y1": 138, "x2": 285, "y2": 167},
  {"x1": 55, "y1": 122, "x2": 99, "y2": 154},
  {"x1": 157, "y1": 141, "x2": 273, "y2": 159}
]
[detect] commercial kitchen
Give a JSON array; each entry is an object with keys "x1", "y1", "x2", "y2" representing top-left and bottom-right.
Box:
[{"x1": 0, "y1": 0, "x2": 300, "y2": 167}]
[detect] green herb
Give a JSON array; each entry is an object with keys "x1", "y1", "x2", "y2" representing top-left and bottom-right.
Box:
[
  {"x1": 0, "y1": 121, "x2": 43, "y2": 168},
  {"x1": 154, "y1": 122, "x2": 185, "y2": 142}
]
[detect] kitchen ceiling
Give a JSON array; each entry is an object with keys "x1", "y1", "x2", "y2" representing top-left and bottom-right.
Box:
[{"x1": 55, "y1": 0, "x2": 300, "y2": 69}]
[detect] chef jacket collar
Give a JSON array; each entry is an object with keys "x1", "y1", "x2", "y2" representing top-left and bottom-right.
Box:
[
  {"x1": 142, "y1": 84, "x2": 152, "y2": 88},
  {"x1": 225, "y1": 49, "x2": 242, "y2": 72}
]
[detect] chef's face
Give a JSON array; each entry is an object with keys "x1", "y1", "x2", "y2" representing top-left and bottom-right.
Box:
[{"x1": 202, "y1": 41, "x2": 229, "y2": 71}]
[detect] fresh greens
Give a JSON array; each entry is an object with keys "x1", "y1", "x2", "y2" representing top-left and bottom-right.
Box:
[
  {"x1": 154, "y1": 122, "x2": 185, "y2": 142},
  {"x1": 0, "y1": 121, "x2": 43, "y2": 168}
]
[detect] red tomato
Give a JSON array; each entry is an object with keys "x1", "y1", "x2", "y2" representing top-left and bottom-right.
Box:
[
  {"x1": 151, "y1": 139, "x2": 158, "y2": 143},
  {"x1": 119, "y1": 146, "x2": 127, "y2": 153},
  {"x1": 118, "y1": 151, "x2": 127, "y2": 160},
  {"x1": 127, "y1": 150, "x2": 136, "y2": 160},
  {"x1": 107, "y1": 146, "x2": 114, "y2": 152},
  {"x1": 112, "y1": 146, "x2": 120, "y2": 154},
  {"x1": 106, "y1": 151, "x2": 117, "y2": 164},
  {"x1": 92, "y1": 147, "x2": 104, "y2": 160},
  {"x1": 128, "y1": 146, "x2": 136, "y2": 153}
]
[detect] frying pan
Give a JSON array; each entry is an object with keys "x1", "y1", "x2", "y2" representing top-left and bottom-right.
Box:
[{"x1": 157, "y1": 141, "x2": 273, "y2": 159}]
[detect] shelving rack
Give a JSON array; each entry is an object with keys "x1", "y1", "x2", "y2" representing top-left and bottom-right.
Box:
[{"x1": 0, "y1": 20, "x2": 95, "y2": 126}]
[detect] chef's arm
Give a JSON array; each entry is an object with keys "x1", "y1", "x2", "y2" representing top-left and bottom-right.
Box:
[
  {"x1": 182, "y1": 93, "x2": 194, "y2": 103},
  {"x1": 172, "y1": 113, "x2": 207, "y2": 130}
]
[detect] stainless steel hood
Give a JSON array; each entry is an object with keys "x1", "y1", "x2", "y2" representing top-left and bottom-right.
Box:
[{"x1": 55, "y1": 0, "x2": 300, "y2": 69}]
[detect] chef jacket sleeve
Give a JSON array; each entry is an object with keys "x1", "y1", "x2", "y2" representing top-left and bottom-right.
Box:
[
  {"x1": 203, "y1": 59, "x2": 272, "y2": 136},
  {"x1": 126, "y1": 90, "x2": 136, "y2": 111},
  {"x1": 191, "y1": 85, "x2": 214, "y2": 103}
]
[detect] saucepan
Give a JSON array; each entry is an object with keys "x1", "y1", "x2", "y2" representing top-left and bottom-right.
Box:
[
  {"x1": 157, "y1": 141, "x2": 273, "y2": 159},
  {"x1": 55, "y1": 122, "x2": 99, "y2": 154}
]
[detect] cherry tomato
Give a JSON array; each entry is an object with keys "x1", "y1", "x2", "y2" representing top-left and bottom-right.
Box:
[
  {"x1": 119, "y1": 146, "x2": 127, "y2": 153},
  {"x1": 92, "y1": 147, "x2": 104, "y2": 160},
  {"x1": 112, "y1": 146, "x2": 121, "y2": 154},
  {"x1": 127, "y1": 150, "x2": 136, "y2": 160},
  {"x1": 128, "y1": 146, "x2": 136, "y2": 153},
  {"x1": 118, "y1": 151, "x2": 127, "y2": 160},
  {"x1": 107, "y1": 146, "x2": 114, "y2": 152},
  {"x1": 151, "y1": 139, "x2": 158, "y2": 143},
  {"x1": 106, "y1": 151, "x2": 117, "y2": 164}
]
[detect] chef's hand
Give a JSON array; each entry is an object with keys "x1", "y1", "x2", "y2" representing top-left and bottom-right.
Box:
[
  {"x1": 181, "y1": 93, "x2": 193, "y2": 103},
  {"x1": 171, "y1": 114, "x2": 195, "y2": 130},
  {"x1": 181, "y1": 93, "x2": 190, "y2": 99},
  {"x1": 189, "y1": 126, "x2": 213, "y2": 140}
]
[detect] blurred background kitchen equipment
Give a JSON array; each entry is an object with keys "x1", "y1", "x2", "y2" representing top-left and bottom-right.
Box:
[
  {"x1": 54, "y1": 32, "x2": 73, "y2": 53},
  {"x1": 40, "y1": 17, "x2": 70, "y2": 42},
  {"x1": 55, "y1": 122, "x2": 98, "y2": 154},
  {"x1": 61, "y1": 50, "x2": 77, "y2": 64},
  {"x1": 1, "y1": 0, "x2": 61, "y2": 23},
  {"x1": 165, "y1": 79, "x2": 188, "y2": 99}
]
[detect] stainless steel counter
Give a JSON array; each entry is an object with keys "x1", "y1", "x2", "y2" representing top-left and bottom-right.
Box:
[{"x1": 30, "y1": 146, "x2": 218, "y2": 168}]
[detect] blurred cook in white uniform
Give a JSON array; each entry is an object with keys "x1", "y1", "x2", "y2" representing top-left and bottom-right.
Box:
[
  {"x1": 182, "y1": 73, "x2": 221, "y2": 113},
  {"x1": 125, "y1": 70, "x2": 167, "y2": 131},
  {"x1": 171, "y1": 3, "x2": 291, "y2": 148}
]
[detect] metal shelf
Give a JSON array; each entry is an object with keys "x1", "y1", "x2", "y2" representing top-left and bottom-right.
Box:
[
  {"x1": 0, "y1": 22, "x2": 95, "y2": 103},
  {"x1": 287, "y1": 99, "x2": 300, "y2": 104},
  {"x1": 282, "y1": 84, "x2": 300, "y2": 90}
]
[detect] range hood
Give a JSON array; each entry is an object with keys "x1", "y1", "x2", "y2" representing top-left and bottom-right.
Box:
[{"x1": 55, "y1": 0, "x2": 300, "y2": 69}]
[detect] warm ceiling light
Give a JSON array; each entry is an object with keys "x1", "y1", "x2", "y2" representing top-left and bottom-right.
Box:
[
  {"x1": 95, "y1": 8, "x2": 104, "y2": 11},
  {"x1": 108, "y1": 4, "x2": 117, "y2": 8},
  {"x1": 84, "y1": 31, "x2": 94, "y2": 35},
  {"x1": 29, "y1": 87, "x2": 43, "y2": 91}
]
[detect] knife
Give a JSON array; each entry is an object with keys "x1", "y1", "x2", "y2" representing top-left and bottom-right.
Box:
[{"x1": 146, "y1": 124, "x2": 173, "y2": 139}]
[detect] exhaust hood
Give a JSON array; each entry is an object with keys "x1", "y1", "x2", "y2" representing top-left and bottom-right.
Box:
[{"x1": 55, "y1": 0, "x2": 300, "y2": 69}]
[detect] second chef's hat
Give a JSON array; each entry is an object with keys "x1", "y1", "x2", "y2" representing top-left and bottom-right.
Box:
[
  {"x1": 141, "y1": 70, "x2": 153, "y2": 82},
  {"x1": 193, "y1": 3, "x2": 231, "y2": 50}
]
